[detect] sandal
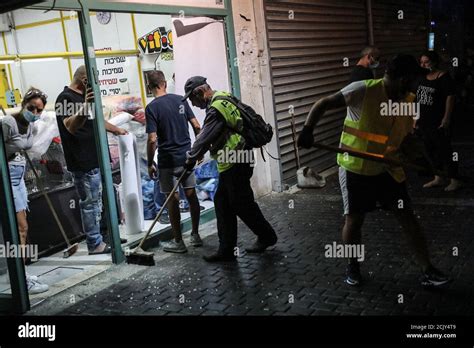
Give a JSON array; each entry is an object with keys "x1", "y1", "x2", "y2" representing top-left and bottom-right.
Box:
[{"x1": 88, "y1": 244, "x2": 112, "y2": 255}]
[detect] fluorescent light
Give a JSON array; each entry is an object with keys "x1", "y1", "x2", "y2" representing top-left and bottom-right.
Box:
[
  {"x1": 21, "y1": 57, "x2": 63, "y2": 63},
  {"x1": 0, "y1": 60, "x2": 15, "y2": 64}
]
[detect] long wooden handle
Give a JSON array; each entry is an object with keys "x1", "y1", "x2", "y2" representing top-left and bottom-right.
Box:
[
  {"x1": 136, "y1": 169, "x2": 188, "y2": 250},
  {"x1": 312, "y1": 142, "x2": 446, "y2": 176},
  {"x1": 23, "y1": 151, "x2": 72, "y2": 246}
]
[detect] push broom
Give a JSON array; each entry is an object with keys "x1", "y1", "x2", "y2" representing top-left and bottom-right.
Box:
[
  {"x1": 312, "y1": 142, "x2": 459, "y2": 178},
  {"x1": 126, "y1": 169, "x2": 189, "y2": 266},
  {"x1": 24, "y1": 151, "x2": 79, "y2": 258}
]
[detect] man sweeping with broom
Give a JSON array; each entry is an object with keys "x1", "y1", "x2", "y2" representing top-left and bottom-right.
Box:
[
  {"x1": 297, "y1": 54, "x2": 450, "y2": 287},
  {"x1": 182, "y1": 76, "x2": 277, "y2": 262}
]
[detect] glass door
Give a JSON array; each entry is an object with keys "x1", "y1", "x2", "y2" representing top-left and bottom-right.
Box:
[{"x1": 0, "y1": 129, "x2": 29, "y2": 314}]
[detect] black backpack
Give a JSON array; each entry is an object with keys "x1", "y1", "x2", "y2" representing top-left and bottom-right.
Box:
[{"x1": 212, "y1": 95, "x2": 273, "y2": 149}]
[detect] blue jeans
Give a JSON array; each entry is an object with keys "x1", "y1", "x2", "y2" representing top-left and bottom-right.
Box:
[
  {"x1": 8, "y1": 164, "x2": 29, "y2": 212},
  {"x1": 72, "y1": 168, "x2": 103, "y2": 251}
]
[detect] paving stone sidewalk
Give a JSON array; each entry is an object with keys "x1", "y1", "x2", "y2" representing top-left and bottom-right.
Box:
[{"x1": 30, "y1": 142, "x2": 474, "y2": 316}]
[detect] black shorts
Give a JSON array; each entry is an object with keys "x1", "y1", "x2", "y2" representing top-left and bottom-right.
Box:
[{"x1": 338, "y1": 167, "x2": 411, "y2": 215}]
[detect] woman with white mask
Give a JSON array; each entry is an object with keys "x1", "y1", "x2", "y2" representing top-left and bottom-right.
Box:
[{"x1": 1, "y1": 87, "x2": 49, "y2": 294}]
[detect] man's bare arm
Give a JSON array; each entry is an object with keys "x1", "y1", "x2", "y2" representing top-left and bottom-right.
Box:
[
  {"x1": 298, "y1": 92, "x2": 346, "y2": 148},
  {"x1": 147, "y1": 133, "x2": 157, "y2": 167},
  {"x1": 105, "y1": 121, "x2": 128, "y2": 136},
  {"x1": 63, "y1": 88, "x2": 95, "y2": 135},
  {"x1": 189, "y1": 117, "x2": 201, "y2": 137},
  {"x1": 63, "y1": 104, "x2": 88, "y2": 135},
  {"x1": 305, "y1": 92, "x2": 346, "y2": 128}
]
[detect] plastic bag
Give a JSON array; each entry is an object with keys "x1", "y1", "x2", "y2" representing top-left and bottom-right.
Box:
[
  {"x1": 102, "y1": 95, "x2": 142, "y2": 119},
  {"x1": 196, "y1": 178, "x2": 219, "y2": 201},
  {"x1": 27, "y1": 111, "x2": 60, "y2": 160},
  {"x1": 195, "y1": 160, "x2": 218, "y2": 181},
  {"x1": 133, "y1": 109, "x2": 146, "y2": 125}
]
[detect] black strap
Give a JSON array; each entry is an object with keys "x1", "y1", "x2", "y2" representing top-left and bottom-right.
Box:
[
  {"x1": 210, "y1": 96, "x2": 242, "y2": 135},
  {"x1": 212, "y1": 96, "x2": 281, "y2": 162},
  {"x1": 213, "y1": 95, "x2": 239, "y2": 105},
  {"x1": 263, "y1": 146, "x2": 280, "y2": 161}
]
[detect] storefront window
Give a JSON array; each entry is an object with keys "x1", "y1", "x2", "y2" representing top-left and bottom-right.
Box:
[
  {"x1": 88, "y1": 11, "x2": 230, "y2": 222},
  {"x1": 0, "y1": 9, "x2": 107, "y2": 257},
  {"x1": 0, "y1": 7, "x2": 232, "y2": 258}
]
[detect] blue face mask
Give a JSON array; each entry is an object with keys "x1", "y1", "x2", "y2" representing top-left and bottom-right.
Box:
[{"x1": 23, "y1": 110, "x2": 40, "y2": 123}]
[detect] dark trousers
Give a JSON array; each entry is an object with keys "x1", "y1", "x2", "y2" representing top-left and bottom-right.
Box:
[
  {"x1": 214, "y1": 163, "x2": 276, "y2": 255},
  {"x1": 420, "y1": 127, "x2": 459, "y2": 178}
]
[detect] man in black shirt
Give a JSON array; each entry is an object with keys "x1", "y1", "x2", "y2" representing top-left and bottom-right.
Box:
[
  {"x1": 55, "y1": 66, "x2": 127, "y2": 255},
  {"x1": 349, "y1": 46, "x2": 380, "y2": 83},
  {"x1": 146, "y1": 70, "x2": 203, "y2": 253}
]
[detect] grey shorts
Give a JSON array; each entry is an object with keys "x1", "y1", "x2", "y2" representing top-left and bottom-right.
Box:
[{"x1": 159, "y1": 166, "x2": 196, "y2": 194}]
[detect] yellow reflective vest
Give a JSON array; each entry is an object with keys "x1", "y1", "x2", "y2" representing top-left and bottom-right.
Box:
[
  {"x1": 337, "y1": 79, "x2": 415, "y2": 182},
  {"x1": 209, "y1": 91, "x2": 245, "y2": 173}
]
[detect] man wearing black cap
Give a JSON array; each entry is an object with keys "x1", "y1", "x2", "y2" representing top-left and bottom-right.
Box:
[
  {"x1": 298, "y1": 54, "x2": 450, "y2": 287},
  {"x1": 182, "y1": 76, "x2": 277, "y2": 262}
]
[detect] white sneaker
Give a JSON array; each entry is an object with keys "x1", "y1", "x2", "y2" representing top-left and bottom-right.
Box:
[
  {"x1": 27, "y1": 276, "x2": 49, "y2": 294},
  {"x1": 26, "y1": 273, "x2": 38, "y2": 282},
  {"x1": 444, "y1": 179, "x2": 463, "y2": 192},
  {"x1": 189, "y1": 233, "x2": 203, "y2": 247},
  {"x1": 162, "y1": 240, "x2": 188, "y2": 253}
]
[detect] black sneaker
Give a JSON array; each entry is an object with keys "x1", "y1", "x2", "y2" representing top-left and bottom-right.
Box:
[
  {"x1": 203, "y1": 252, "x2": 236, "y2": 263},
  {"x1": 421, "y1": 266, "x2": 450, "y2": 287},
  {"x1": 245, "y1": 235, "x2": 277, "y2": 253},
  {"x1": 345, "y1": 262, "x2": 362, "y2": 286}
]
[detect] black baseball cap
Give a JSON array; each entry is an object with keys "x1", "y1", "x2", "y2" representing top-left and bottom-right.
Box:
[
  {"x1": 182, "y1": 76, "x2": 207, "y2": 101},
  {"x1": 386, "y1": 54, "x2": 430, "y2": 79}
]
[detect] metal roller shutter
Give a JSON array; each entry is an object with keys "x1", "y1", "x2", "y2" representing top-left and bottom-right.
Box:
[
  {"x1": 264, "y1": 0, "x2": 368, "y2": 184},
  {"x1": 372, "y1": 0, "x2": 428, "y2": 77}
]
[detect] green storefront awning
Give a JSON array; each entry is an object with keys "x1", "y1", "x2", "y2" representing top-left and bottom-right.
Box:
[{"x1": 1, "y1": 1, "x2": 45, "y2": 14}]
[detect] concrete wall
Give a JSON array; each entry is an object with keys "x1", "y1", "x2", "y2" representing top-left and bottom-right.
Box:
[{"x1": 230, "y1": 0, "x2": 280, "y2": 196}]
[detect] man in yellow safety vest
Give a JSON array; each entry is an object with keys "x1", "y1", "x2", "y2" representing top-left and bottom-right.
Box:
[
  {"x1": 298, "y1": 54, "x2": 450, "y2": 287},
  {"x1": 183, "y1": 76, "x2": 277, "y2": 263}
]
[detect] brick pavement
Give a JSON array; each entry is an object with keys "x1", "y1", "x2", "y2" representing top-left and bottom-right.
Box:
[{"x1": 33, "y1": 142, "x2": 474, "y2": 316}]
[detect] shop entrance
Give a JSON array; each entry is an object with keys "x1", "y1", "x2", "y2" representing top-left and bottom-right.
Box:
[{"x1": 1, "y1": 0, "x2": 237, "y2": 313}]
